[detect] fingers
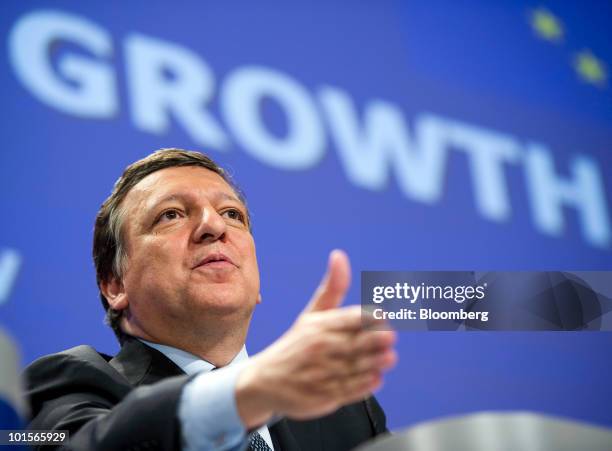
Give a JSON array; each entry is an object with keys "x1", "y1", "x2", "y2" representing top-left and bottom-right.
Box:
[
  {"x1": 311, "y1": 335, "x2": 397, "y2": 378},
  {"x1": 342, "y1": 371, "x2": 383, "y2": 403},
  {"x1": 350, "y1": 329, "x2": 397, "y2": 355},
  {"x1": 312, "y1": 348, "x2": 397, "y2": 380},
  {"x1": 303, "y1": 250, "x2": 351, "y2": 313},
  {"x1": 305, "y1": 305, "x2": 384, "y2": 332},
  {"x1": 309, "y1": 328, "x2": 396, "y2": 358},
  {"x1": 313, "y1": 366, "x2": 388, "y2": 404},
  {"x1": 298, "y1": 328, "x2": 396, "y2": 394},
  {"x1": 349, "y1": 349, "x2": 397, "y2": 374}
]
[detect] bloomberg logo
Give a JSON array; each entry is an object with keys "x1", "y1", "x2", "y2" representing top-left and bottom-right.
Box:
[{"x1": 7, "y1": 10, "x2": 611, "y2": 249}]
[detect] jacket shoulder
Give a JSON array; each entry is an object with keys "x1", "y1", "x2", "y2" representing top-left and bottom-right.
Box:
[
  {"x1": 23, "y1": 344, "x2": 188, "y2": 450},
  {"x1": 23, "y1": 345, "x2": 130, "y2": 414}
]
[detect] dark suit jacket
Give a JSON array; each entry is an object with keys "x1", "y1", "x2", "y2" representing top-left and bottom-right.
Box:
[{"x1": 24, "y1": 337, "x2": 388, "y2": 451}]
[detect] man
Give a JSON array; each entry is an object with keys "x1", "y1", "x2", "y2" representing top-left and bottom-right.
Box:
[{"x1": 24, "y1": 149, "x2": 397, "y2": 450}]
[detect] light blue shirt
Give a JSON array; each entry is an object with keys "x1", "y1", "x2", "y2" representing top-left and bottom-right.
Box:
[{"x1": 140, "y1": 339, "x2": 275, "y2": 451}]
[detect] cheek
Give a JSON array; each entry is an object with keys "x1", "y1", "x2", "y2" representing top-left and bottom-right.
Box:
[
  {"x1": 125, "y1": 238, "x2": 187, "y2": 288},
  {"x1": 242, "y1": 238, "x2": 260, "y2": 288}
]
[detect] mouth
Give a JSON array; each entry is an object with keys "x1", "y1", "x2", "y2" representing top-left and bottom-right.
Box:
[{"x1": 194, "y1": 252, "x2": 237, "y2": 269}]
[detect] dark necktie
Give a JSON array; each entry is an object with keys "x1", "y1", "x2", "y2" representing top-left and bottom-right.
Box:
[{"x1": 249, "y1": 431, "x2": 272, "y2": 451}]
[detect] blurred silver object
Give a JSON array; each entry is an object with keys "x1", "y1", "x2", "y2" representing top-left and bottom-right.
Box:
[
  {"x1": 356, "y1": 411, "x2": 612, "y2": 451},
  {"x1": 0, "y1": 328, "x2": 27, "y2": 418}
]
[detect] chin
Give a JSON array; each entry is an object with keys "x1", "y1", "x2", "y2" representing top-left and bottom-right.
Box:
[{"x1": 188, "y1": 290, "x2": 255, "y2": 315}]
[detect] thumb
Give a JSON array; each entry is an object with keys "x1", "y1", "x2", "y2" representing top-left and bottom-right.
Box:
[{"x1": 303, "y1": 249, "x2": 351, "y2": 313}]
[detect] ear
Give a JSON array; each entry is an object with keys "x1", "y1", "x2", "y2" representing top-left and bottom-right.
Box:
[
  {"x1": 256, "y1": 293, "x2": 262, "y2": 304},
  {"x1": 100, "y1": 277, "x2": 128, "y2": 311}
]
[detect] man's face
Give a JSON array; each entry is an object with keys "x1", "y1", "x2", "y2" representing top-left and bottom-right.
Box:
[{"x1": 112, "y1": 166, "x2": 260, "y2": 339}]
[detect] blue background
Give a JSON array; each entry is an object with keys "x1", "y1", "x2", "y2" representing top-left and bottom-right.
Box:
[{"x1": 1, "y1": 1, "x2": 611, "y2": 431}]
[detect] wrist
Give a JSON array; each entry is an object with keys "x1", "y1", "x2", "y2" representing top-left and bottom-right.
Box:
[{"x1": 235, "y1": 357, "x2": 276, "y2": 429}]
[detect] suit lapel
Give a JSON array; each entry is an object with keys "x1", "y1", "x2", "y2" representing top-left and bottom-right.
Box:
[
  {"x1": 110, "y1": 338, "x2": 309, "y2": 451},
  {"x1": 269, "y1": 418, "x2": 302, "y2": 451},
  {"x1": 110, "y1": 337, "x2": 185, "y2": 386},
  {"x1": 270, "y1": 417, "x2": 325, "y2": 451}
]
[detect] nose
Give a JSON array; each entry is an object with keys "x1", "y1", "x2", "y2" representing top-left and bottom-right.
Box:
[{"x1": 193, "y1": 206, "x2": 227, "y2": 243}]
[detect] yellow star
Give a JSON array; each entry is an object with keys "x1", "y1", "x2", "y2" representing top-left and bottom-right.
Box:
[
  {"x1": 573, "y1": 50, "x2": 608, "y2": 87},
  {"x1": 529, "y1": 8, "x2": 564, "y2": 42}
]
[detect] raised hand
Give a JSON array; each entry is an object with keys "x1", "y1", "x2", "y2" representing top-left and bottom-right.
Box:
[{"x1": 236, "y1": 250, "x2": 397, "y2": 428}]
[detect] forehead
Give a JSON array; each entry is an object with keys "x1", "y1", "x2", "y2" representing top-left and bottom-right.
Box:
[{"x1": 123, "y1": 166, "x2": 239, "y2": 211}]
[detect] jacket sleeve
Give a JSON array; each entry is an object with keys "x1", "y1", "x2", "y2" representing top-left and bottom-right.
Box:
[{"x1": 24, "y1": 347, "x2": 191, "y2": 451}]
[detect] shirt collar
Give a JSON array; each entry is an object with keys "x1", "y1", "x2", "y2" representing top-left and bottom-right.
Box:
[{"x1": 138, "y1": 339, "x2": 248, "y2": 376}]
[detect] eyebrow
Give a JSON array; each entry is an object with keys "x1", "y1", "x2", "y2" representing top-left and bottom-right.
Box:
[{"x1": 147, "y1": 191, "x2": 243, "y2": 213}]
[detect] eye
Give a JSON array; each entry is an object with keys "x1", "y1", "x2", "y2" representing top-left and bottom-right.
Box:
[
  {"x1": 222, "y1": 208, "x2": 246, "y2": 224},
  {"x1": 156, "y1": 209, "x2": 183, "y2": 224}
]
